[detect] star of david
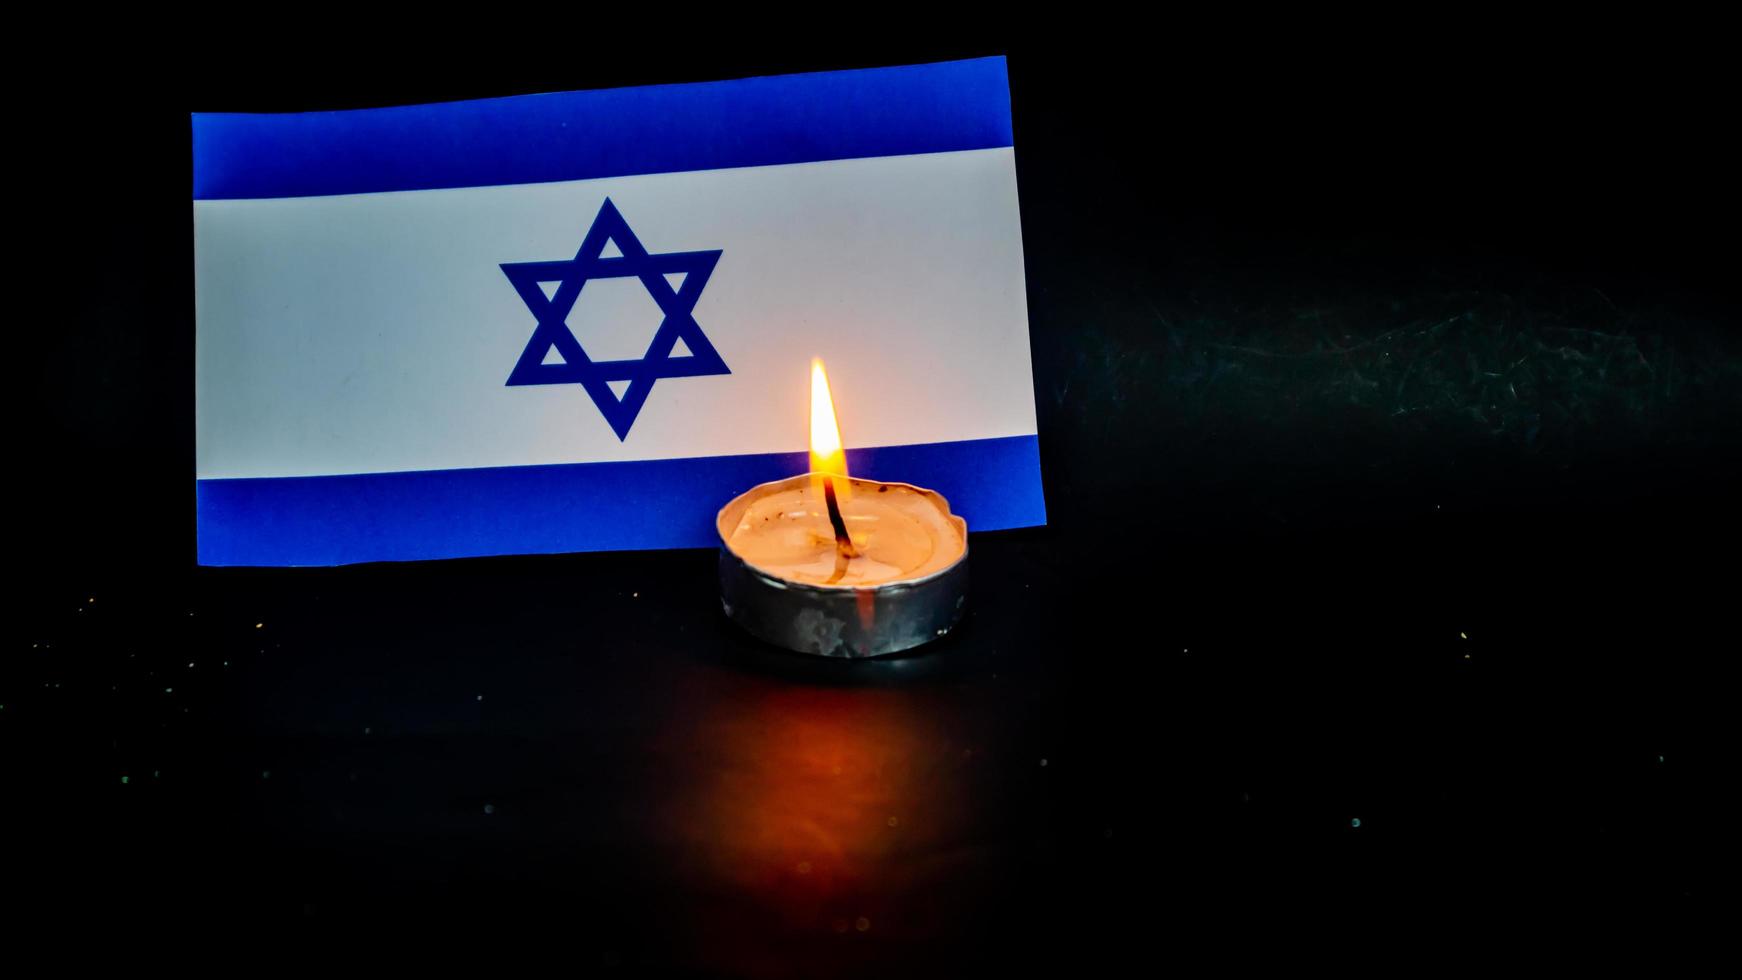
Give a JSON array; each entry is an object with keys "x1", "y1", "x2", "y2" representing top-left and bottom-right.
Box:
[{"x1": 502, "y1": 198, "x2": 729, "y2": 440}]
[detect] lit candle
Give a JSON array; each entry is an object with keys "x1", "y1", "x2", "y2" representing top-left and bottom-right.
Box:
[{"x1": 717, "y1": 359, "x2": 969, "y2": 657}]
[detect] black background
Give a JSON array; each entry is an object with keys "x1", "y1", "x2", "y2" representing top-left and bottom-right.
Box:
[{"x1": 14, "y1": 17, "x2": 1736, "y2": 968}]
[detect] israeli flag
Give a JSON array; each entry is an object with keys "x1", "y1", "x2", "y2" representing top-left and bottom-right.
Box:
[{"x1": 195, "y1": 57, "x2": 1043, "y2": 565}]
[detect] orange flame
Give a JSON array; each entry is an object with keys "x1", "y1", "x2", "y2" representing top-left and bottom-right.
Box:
[
  {"x1": 809, "y1": 358, "x2": 848, "y2": 480},
  {"x1": 809, "y1": 358, "x2": 853, "y2": 517}
]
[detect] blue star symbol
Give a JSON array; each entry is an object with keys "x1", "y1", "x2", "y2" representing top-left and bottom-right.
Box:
[{"x1": 501, "y1": 198, "x2": 729, "y2": 440}]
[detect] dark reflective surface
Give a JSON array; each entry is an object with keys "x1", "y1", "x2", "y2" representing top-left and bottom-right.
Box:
[{"x1": 17, "y1": 501, "x2": 1729, "y2": 967}]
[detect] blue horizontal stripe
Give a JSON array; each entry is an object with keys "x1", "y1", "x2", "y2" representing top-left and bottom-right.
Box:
[
  {"x1": 193, "y1": 57, "x2": 1013, "y2": 200},
  {"x1": 196, "y1": 434, "x2": 1044, "y2": 566}
]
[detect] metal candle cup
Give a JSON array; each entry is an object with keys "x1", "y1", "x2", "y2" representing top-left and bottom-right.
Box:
[{"x1": 717, "y1": 473, "x2": 969, "y2": 658}]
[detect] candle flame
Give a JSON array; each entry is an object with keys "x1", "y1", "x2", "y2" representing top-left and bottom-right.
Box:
[{"x1": 809, "y1": 358, "x2": 848, "y2": 480}]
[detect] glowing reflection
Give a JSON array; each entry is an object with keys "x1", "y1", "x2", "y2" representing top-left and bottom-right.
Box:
[{"x1": 656, "y1": 678, "x2": 976, "y2": 952}]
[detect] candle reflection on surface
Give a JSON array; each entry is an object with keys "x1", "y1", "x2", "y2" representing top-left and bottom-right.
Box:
[{"x1": 653, "y1": 674, "x2": 987, "y2": 972}]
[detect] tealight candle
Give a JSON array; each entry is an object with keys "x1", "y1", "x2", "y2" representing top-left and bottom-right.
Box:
[{"x1": 717, "y1": 360, "x2": 969, "y2": 657}]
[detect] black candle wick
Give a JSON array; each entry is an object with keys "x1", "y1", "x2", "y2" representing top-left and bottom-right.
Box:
[{"x1": 822, "y1": 476, "x2": 857, "y2": 583}]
